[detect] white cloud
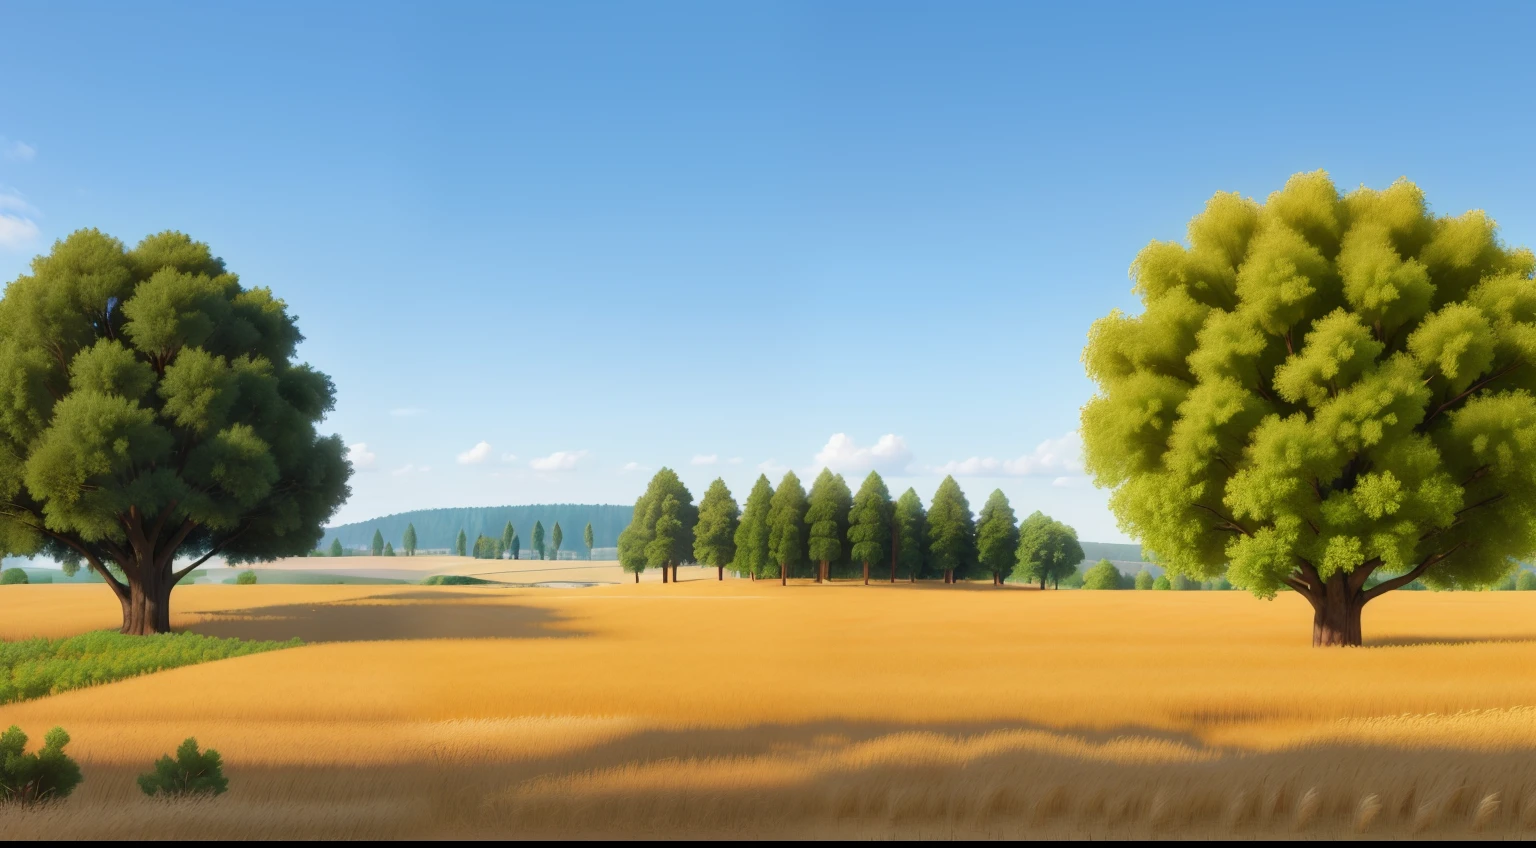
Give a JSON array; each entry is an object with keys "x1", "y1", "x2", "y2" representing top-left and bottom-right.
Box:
[
  {"x1": 530, "y1": 449, "x2": 590, "y2": 471},
  {"x1": 728, "y1": 457, "x2": 744, "y2": 465},
  {"x1": 813, "y1": 433, "x2": 914, "y2": 475},
  {"x1": 691, "y1": 454, "x2": 719, "y2": 466},
  {"x1": 390, "y1": 407, "x2": 425, "y2": 417},
  {"x1": 346, "y1": 442, "x2": 377, "y2": 470},
  {"x1": 391, "y1": 463, "x2": 431, "y2": 476},
  {"x1": 2, "y1": 140, "x2": 35, "y2": 162},
  {"x1": 931, "y1": 432, "x2": 1084, "y2": 478},
  {"x1": 620, "y1": 461, "x2": 646, "y2": 474},
  {"x1": 0, "y1": 190, "x2": 39, "y2": 250},
  {"x1": 457, "y1": 441, "x2": 493, "y2": 465}
]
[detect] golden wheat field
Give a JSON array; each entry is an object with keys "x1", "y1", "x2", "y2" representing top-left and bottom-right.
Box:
[{"x1": 3, "y1": 574, "x2": 1536, "y2": 839}]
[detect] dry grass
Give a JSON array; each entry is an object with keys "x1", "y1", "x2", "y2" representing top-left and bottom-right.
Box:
[{"x1": 2, "y1": 579, "x2": 1535, "y2": 838}]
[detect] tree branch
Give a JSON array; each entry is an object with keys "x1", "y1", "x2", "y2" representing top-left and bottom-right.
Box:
[
  {"x1": 1421, "y1": 361, "x2": 1522, "y2": 429},
  {"x1": 1191, "y1": 503, "x2": 1251, "y2": 536},
  {"x1": 1362, "y1": 543, "x2": 1466, "y2": 602},
  {"x1": 172, "y1": 524, "x2": 247, "y2": 583}
]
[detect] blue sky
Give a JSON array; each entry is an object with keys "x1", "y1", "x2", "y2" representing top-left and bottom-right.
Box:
[{"x1": 3, "y1": 1, "x2": 1535, "y2": 541}]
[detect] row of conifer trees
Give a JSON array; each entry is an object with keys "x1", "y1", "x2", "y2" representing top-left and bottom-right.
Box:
[{"x1": 617, "y1": 468, "x2": 1085, "y2": 586}]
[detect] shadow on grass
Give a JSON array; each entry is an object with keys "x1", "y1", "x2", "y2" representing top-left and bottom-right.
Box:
[{"x1": 183, "y1": 595, "x2": 582, "y2": 643}]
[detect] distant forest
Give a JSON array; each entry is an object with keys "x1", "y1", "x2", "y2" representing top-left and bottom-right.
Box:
[{"x1": 324, "y1": 505, "x2": 635, "y2": 552}]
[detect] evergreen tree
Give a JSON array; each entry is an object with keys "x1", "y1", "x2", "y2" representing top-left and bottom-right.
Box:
[
  {"x1": 495, "y1": 538, "x2": 504, "y2": 559},
  {"x1": 731, "y1": 475, "x2": 774, "y2": 580},
  {"x1": 552, "y1": 522, "x2": 563, "y2": 560},
  {"x1": 371, "y1": 529, "x2": 384, "y2": 557},
  {"x1": 583, "y1": 522, "x2": 594, "y2": 560},
  {"x1": 455, "y1": 529, "x2": 467, "y2": 557},
  {"x1": 892, "y1": 488, "x2": 927, "y2": 581},
  {"x1": 975, "y1": 489, "x2": 1019, "y2": 585},
  {"x1": 403, "y1": 523, "x2": 417, "y2": 557},
  {"x1": 501, "y1": 522, "x2": 515, "y2": 560},
  {"x1": 694, "y1": 478, "x2": 740, "y2": 580},
  {"x1": 645, "y1": 496, "x2": 684, "y2": 579},
  {"x1": 531, "y1": 521, "x2": 545, "y2": 560},
  {"x1": 616, "y1": 468, "x2": 697, "y2": 583},
  {"x1": 805, "y1": 469, "x2": 852, "y2": 583},
  {"x1": 510, "y1": 533, "x2": 520, "y2": 561},
  {"x1": 767, "y1": 471, "x2": 808, "y2": 585},
  {"x1": 328, "y1": 538, "x2": 343, "y2": 557},
  {"x1": 847, "y1": 471, "x2": 892, "y2": 584},
  {"x1": 926, "y1": 476, "x2": 976, "y2": 583},
  {"x1": 384, "y1": 542, "x2": 395, "y2": 557},
  {"x1": 1016, "y1": 512, "x2": 1085, "y2": 589}
]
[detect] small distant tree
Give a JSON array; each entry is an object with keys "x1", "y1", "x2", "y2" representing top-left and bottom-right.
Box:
[
  {"x1": 235, "y1": 569, "x2": 257, "y2": 584},
  {"x1": 583, "y1": 523, "x2": 594, "y2": 560},
  {"x1": 694, "y1": 478, "x2": 740, "y2": 580},
  {"x1": 1172, "y1": 573, "x2": 1201, "y2": 591},
  {"x1": 472, "y1": 535, "x2": 499, "y2": 559},
  {"x1": 137, "y1": 737, "x2": 227, "y2": 798},
  {"x1": 0, "y1": 726, "x2": 82, "y2": 804},
  {"x1": 328, "y1": 539, "x2": 343, "y2": 558},
  {"x1": 767, "y1": 471, "x2": 808, "y2": 585},
  {"x1": 510, "y1": 533, "x2": 520, "y2": 561},
  {"x1": 1134, "y1": 568, "x2": 1155, "y2": 590},
  {"x1": 453, "y1": 529, "x2": 466, "y2": 557},
  {"x1": 384, "y1": 542, "x2": 395, "y2": 557},
  {"x1": 926, "y1": 476, "x2": 976, "y2": 584},
  {"x1": 1153, "y1": 575, "x2": 1172, "y2": 590},
  {"x1": 805, "y1": 469, "x2": 851, "y2": 583},
  {"x1": 1015, "y1": 512, "x2": 1084, "y2": 589},
  {"x1": 1083, "y1": 560, "x2": 1124, "y2": 590},
  {"x1": 1, "y1": 567, "x2": 27, "y2": 585},
  {"x1": 1518, "y1": 571, "x2": 1536, "y2": 591},
  {"x1": 371, "y1": 530, "x2": 384, "y2": 557},
  {"x1": 975, "y1": 489, "x2": 1019, "y2": 586},
  {"x1": 551, "y1": 523, "x2": 563, "y2": 560},
  {"x1": 403, "y1": 524, "x2": 418, "y2": 557},
  {"x1": 495, "y1": 538, "x2": 504, "y2": 559},
  {"x1": 732, "y1": 475, "x2": 774, "y2": 580},
  {"x1": 847, "y1": 471, "x2": 892, "y2": 585},
  {"x1": 501, "y1": 522, "x2": 515, "y2": 560},
  {"x1": 532, "y1": 522, "x2": 545, "y2": 561},
  {"x1": 892, "y1": 488, "x2": 927, "y2": 581}
]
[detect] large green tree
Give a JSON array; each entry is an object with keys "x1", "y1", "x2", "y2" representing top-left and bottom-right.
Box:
[
  {"x1": 403, "y1": 523, "x2": 417, "y2": 557},
  {"x1": 617, "y1": 468, "x2": 697, "y2": 583},
  {"x1": 531, "y1": 521, "x2": 545, "y2": 560},
  {"x1": 1082, "y1": 172, "x2": 1536, "y2": 646},
  {"x1": 583, "y1": 522, "x2": 594, "y2": 560},
  {"x1": 767, "y1": 471, "x2": 807, "y2": 585},
  {"x1": 731, "y1": 475, "x2": 774, "y2": 580},
  {"x1": 0, "y1": 231, "x2": 351, "y2": 634},
  {"x1": 892, "y1": 488, "x2": 927, "y2": 581},
  {"x1": 805, "y1": 469, "x2": 851, "y2": 583},
  {"x1": 847, "y1": 471, "x2": 892, "y2": 584},
  {"x1": 371, "y1": 529, "x2": 384, "y2": 557},
  {"x1": 694, "y1": 478, "x2": 740, "y2": 580},
  {"x1": 1015, "y1": 511, "x2": 1084, "y2": 589},
  {"x1": 926, "y1": 477, "x2": 976, "y2": 583},
  {"x1": 975, "y1": 489, "x2": 1019, "y2": 585}
]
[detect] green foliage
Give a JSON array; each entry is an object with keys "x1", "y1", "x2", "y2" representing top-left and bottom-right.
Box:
[
  {"x1": 693, "y1": 479, "x2": 740, "y2": 569},
  {"x1": 472, "y1": 534, "x2": 500, "y2": 559},
  {"x1": 509, "y1": 533, "x2": 520, "y2": 560},
  {"x1": 731, "y1": 476, "x2": 774, "y2": 578},
  {"x1": 328, "y1": 538, "x2": 344, "y2": 557},
  {"x1": 1059, "y1": 567, "x2": 1086, "y2": 589},
  {"x1": 455, "y1": 529, "x2": 467, "y2": 557},
  {"x1": 0, "y1": 631, "x2": 299, "y2": 704},
  {"x1": 805, "y1": 470, "x2": 852, "y2": 572},
  {"x1": 617, "y1": 469, "x2": 697, "y2": 575},
  {"x1": 137, "y1": 737, "x2": 227, "y2": 798},
  {"x1": 1083, "y1": 559, "x2": 1125, "y2": 590},
  {"x1": 551, "y1": 522, "x2": 563, "y2": 559},
  {"x1": 234, "y1": 569, "x2": 257, "y2": 585},
  {"x1": 1082, "y1": 174, "x2": 1536, "y2": 611},
  {"x1": 421, "y1": 574, "x2": 498, "y2": 585},
  {"x1": 892, "y1": 488, "x2": 928, "y2": 579},
  {"x1": 383, "y1": 542, "x2": 394, "y2": 557},
  {"x1": 403, "y1": 523, "x2": 418, "y2": 557},
  {"x1": 1519, "y1": 571, "x2": 1536, "y2": 591},
  {"x1": 531, "y1": 521, "x2": 545, "y2": 560},
  {"x1": 767, "y1": 472, "x2": 808, "y2": 579},
  {"x1": 1015, "y1": 511, "x2": 1085, "y2": 588},
  {"x1": 327, "y1": 505, "x2": 631, "y2": 552},
  {"x1": 975, "y1": 490, "x2": 1020, "y2": 579},
  {"x1": 1, "y1": 568, "x2": 27, "y2": 585},
  {"x1": 500, "y1": 522, "x2": 514, "y2": 559},
  {"x1": 0, "y1": 726, "x2": 82, "y2": 804},
  {"x1": 1152, "y1": 575, "x2": 1171, "y2": 590},
  {"x1": 847, "y1": 472, "x2": 892, "y2": 571},
  {"x1": 583, "y1": 522, "x2": 594, "y2": 558},
  {"x1": 926, "y1": 477, "x2": 976, "y2": 579},
  {"x1": 371, "y1": 530, "x2": 384, "y2": 556},
  {"x1": 1171, "y1": 573, "x2": 1201, "y2": 591},
  {"x1": 1134, "y1": 568, "x2": 1155, "y2": 590},
  {"x1": 645, "y1": 496, "x2": 684, "y2": 571}
]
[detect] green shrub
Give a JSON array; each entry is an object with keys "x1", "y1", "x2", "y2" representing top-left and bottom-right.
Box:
[
  {"x1": 421, "y1": 574, "x2": 497, "y2": 586},
  {"x1": 1152, "y1": 575, "x2": 1171, "y2": 590},
  {"x1": 0, "y1": 726, "x2": 82, "y2": 804},
  {"x1": 1082, "y1": 560, "x2": 1124, "y2": 590},
  {"x1": 0, "y1": 568, "x2": 28, "y2": 585},
  {"x1": 1, "y1": 631, "x2": 301, "y2": 705},
  {"x1": 138, "y1": 738, "x2": 228, "y2": 798},
  {"x1": 1171, "y1": 573, "x2": 1201, "y2": 591},
  {"x1": 235, "y1": 570, "x2": 258, "y2": 585},
  {"x1": 1133, "y1": 569, "x2": 1154, "y2": 590},
  {"x1": 1519, "y1": 571, "x2": 1536, "y2": 591}
]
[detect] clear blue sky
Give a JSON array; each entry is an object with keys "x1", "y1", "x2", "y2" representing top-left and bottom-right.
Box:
[{"x1": 3, "y1": 1, "x2": 1534, "y2": 541}]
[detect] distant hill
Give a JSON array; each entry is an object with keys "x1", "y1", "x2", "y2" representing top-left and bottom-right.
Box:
[
  {"x1": 325, "y1": 505, "x2": 634, "y2": 552},
  {"x1": 1078, "y1": 541, "x2": 1144, "y2": 565}
]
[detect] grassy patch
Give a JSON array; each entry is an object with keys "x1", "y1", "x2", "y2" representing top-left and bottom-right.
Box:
[
  {"x1": 1, "y1": 631, "x2": 302, "y2": 705},
  {"x1": 421, "y1": 575, "x2": 502, "y2": 586}
]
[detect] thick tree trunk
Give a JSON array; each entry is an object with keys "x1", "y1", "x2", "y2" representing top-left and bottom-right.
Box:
[
  {"x1": 718, "y1": 566, "x2": 723, "y2": 581},
  {"x1": 119, "y1": 570, "x2": 173, "y2": 636},
  {"x1": 1310, "y1": 578, "x2": 1364, "y2": 647},
  {"x1": 863, "y1": 561, "x2": 869, "y2": 585},
  {"x1": 781, "y1": 563, "x2": 787, "y2": 586},
  {"x1": 662, "y1": 565, "x2": 669, "y2": 584},
  {"x1": 816, "y1": 560, "x2": 825, "y2": 583}
]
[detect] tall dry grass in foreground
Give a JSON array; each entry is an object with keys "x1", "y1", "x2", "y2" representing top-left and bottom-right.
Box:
[{"x1": 2, "y1": 580, "x2": 1535, "y2": 838}]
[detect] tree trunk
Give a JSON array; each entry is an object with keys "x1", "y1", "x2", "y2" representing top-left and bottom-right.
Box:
[
  {"x1": 1040, "y1": 576, "x2": 1046, "y2": 590},
  {"x1": 863, "y1": 561, "x2": 869, "y2": 585},
  {"x1": 662, "y1": 564, "x2": 669, "y2": 584},
  {"x1": 781, "y1": 563, "x2": 787, "y2": 586},
  {"x1": 119, "y1": 569, "x2": 173, "y2": 636},
  {"x1": 718, "y1": 565, "x2": 723, "y2": 581},
  {"x1": 816, "y1": 560, "x2": 825, "y2": 583},
  {"x1": 1310, "y1": 578, "x2": 1365, "y2": 647},
  {"x1": 634, "y1": 572, "x2": 639, "y2": 583},
  {"x1": 945, "y1": 569, "x2": 953, "y2": 584},
  {"x1": 890, "y1": 524, "x2": 898, "y2": 582}
]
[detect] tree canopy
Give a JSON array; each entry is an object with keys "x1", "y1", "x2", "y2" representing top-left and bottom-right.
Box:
[
  {"x1": 847, "y1": 471, "x2": 892, "y2": 583},
  {"x1": 805, "y1": 469, "x2": 851, "y2": 581},
  {"x1": 925, "y1": 476, "x2": 976, "y2": 582},
  {"x1": 531, "y1": 521, "x2": 545, "y2": 560},
  {"x1": 0, "y1": 230, "x2": 351, "y2": 634},
  {"x1": 551, "y1": 522, "x2": 563, "y2": 559},
  {"x1": 403, "y1": 524, "x2": 417, "y2": 556},
  {"x1": 693, "y1": 478, "x2": 739, "y2": 578},
  {"x1": 583, "y1": 522, "x2": 594, "y2": 558},
  {"x1": 732, "y1": 475, "x2": 774, "y2": 579},
  {"x1": 455, "y1": 529, "x2": 467, "y2": 557},
  {"x1": 371, "y1": 530, "x2": 384, "y2": 557},
  {"x1": 1082, "y1": 559, "x2": 1125, "y2": 590},
  {"x1": 1082, "y1": 172, "x2": 1536, "y2": 645},
  {"x1": 767, "y1": 471, "x2": 807, "y2": 583},
  {"x1": 975, "y1": 489, "x2": 1019, "y2": 584},
  {"x1": 1015, "y1": 511, "x2": 1084, "y2": 589},
  {"x1": 892, "y1": 488, "x2": 927, "y2": 581},
  {"x1": 617, "y1": 468, "x2": 697, "y2": 581},
  {"x1": 501, "y1": 522, "x2": 514, "y2": 559}
]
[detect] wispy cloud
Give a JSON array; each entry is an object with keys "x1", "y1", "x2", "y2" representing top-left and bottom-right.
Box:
[
  {"x1": 391, "y1": 463, "x2": 431, "y2": 476},
  {"x1": 346, "y1": 442, "x2": 377, "y2": 470},
  {"x1": 0, "y1": 189, "x2": 39, "y2": 251},
  {"x1": 1, "y1": 139, "x2": 35, "y2": 163},
  {"x1": 931, "y1": 432, "x2": 1083, "y2": 478},
  {"x1": 390, "y1": 407, "x2": 426, "y2": 417},
  {"x1": 813, "y1": 433, "x2": 913, "y2": 475},
  {"x1": 457, "y1": 441, "x2": 493, "y2": 465},
  {"x1": 501, "y1": 452, "x2": 518, "y2": 463},
  {"x1": 530, "y1": 449, "x2": 590, "y2": 471},
  {"x1": 620, "y1": 461, "x2": 646, "y2": 474},
  {"x1": 691, "y1": 454, "x2": 719, "y2": 466},
  {"x1": 1052, "y1": 475, "x2": 1087, "y2": 488}
]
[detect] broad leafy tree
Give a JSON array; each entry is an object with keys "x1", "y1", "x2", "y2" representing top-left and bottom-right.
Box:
[
  {"x1": 892, "y1": 488, "x2": 927, "y2": 581},
  {"x1": 403, "y1": 523, "x2": 417, "y2": 557},
  {"x1": 0, "y1": 230, "x2": 351, "y2": 634},
  {"x1": 975, "y1": 489, "x2": 1019, "y2": 585},
  {"x1": 732, "y1": 475, "x2": 773, "y2": 580},
  {"x1": 371, "y1": 529, "x2": 384, "y2": 557},
  {"x1": 617, "y1": 468, "x2": 697, "y2": 583},
  {"x1": 767, "y1": 471, "x2": 807, "y2": 584},
  {"x1": 694, "y1": 478, "x2": 740, "y2": 580},
  {"x1": 551, "y1": 522, "x2": 563, "y2": 560},
  {"x1": 1082, "y1": 173, "x2": 1536, "y2": 645},
  {"x1": 847, "y1": 471, "x2": 892, "y2": 584},
  {"x1": 926, "y1": 476, "x2": 976, "y2": 583},
  {"x1": 583, "y1": 522, "x2": 594, "y2": 559},
  {"x1": 531, "y1": 521, "x2": 545, "y2": 560},
  {"x1": 805, "y1": 469, "x2": 851, "y2": 583},
  {"x1": 501, "y1": 522, "x2": 515, "y2": 559},
  {"x1": 1015, "y1": 511, "x2": 1084, "y2": 589},
  {"x1": 645, "y1": 496, "x2": 684, "y2": 580},
  {"x1": 1082, "y1": 559, "x2": 1125, "y2": 590}
]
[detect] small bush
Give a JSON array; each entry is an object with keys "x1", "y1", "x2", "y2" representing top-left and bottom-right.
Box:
[
  {"x1": 235, "y1": 570, "x2": 257, "y2": 585},
  {"x1": 1082, "y1": 560, "x2": 1124, "y2": 590},
  {"x1": 138, "y1": 737, "x2": 228, "y2": 798},
  {"x1": 1152, "y1": 575, "x2": 1171, "y2": 590},
  {"x1": 421, "y1": 574, "x2": 497, "y2": 586},
  {"x1": 1519, "y1": 571, "x2": 1536, "y2": 591},
  {"x1": 0, "y1": 568, "x2": 28, "y2": 585},
  {"x1": 1133, "y1": 569, "x2": 1154, "y2": 590},
  {"x1": 0, "y1": 726, "x2": 82, "y2": 804}
]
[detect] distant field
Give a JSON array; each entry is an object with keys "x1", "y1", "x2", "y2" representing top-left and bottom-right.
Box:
[{"x1": 1, "y1": 579, "x2": 1534, "y2": 838}]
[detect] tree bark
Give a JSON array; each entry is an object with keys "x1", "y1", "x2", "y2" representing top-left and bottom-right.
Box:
[
  {"x1": 781, "y1": 562, "x2": 787, "y2": 586},
  {"x1": 816, "y1": 560, "x2": 825, "y2": 583},
  {"x1": 1307, "y1": 572, "x2": 1364, "y2": 647},
  {"x1": 863, "y1": 561, "x2": 869, "y2": 585},
  {"x1": 634, "y1": 572, "x2": 639, "y2": 583},
  {"x1": 890, "y1": 524, "x2": 898, "y2": 582},
  {"x1": 718, "y1": 565, "x2": 723, "y2": 581},
  {"x1": 662, "y1": 564, "x2": 669, "y2": 584}
]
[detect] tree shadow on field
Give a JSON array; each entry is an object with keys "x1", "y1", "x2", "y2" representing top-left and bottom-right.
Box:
[
  {"x1": 182, "y1": 592, "x2": 583, "y2": 643},
  {"x1": 1365, "y1": 633, "x2": 1536, "y2": 648}
]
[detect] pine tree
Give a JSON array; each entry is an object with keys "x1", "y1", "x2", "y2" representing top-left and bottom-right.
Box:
[
  {"x1": 694, "y1": 478, "x2": 740, "y2": 580},
  {"x1": 805, "y1": 469, "x2": 851, "y2": 583},
  {"x1": 552, "y1": 523, "x2": 563, "y2": 560},
  {"x1": 501, "y1": 522, "x2": 515, "y2": 560},
  {"x1": 645, "y1": 496, "x2": 684, "y2": 579},
  {"x1": 371, "y1": 529, "x2": 384, "y2": 557},
  {"x1": 892, "y1": 488, "x2": 927, "y2": 581},
  {"x1": 767, "y1": 471, "x2": 808, "y2": 585},
  {"x1": 926, "y1": 476, "x2": 976, "y2": 584},
  {"x1": 975, "y1": 489, "x2": 1019, "y2": 585},
  {"x1": 583, "y1": 522, "x2": 594, "y2": 560},
  {"x1": 532, "y1": 521, "x2": 545, "y2": 560},
  {"x1": 510, "y1": 533, "x2": 520, "y2": 561},
  {"x1": 384, "y1": 542, "x2": 395, "y2": 557},
  {"x1": 616, "y1": 468, "x2": 698, "y2": 583},
  {"x1": 328, "y1": 538, "x2": 343, "y2": 557},
  {"x1": 455, "y1": 529, "x2": 467, "y2": 557},
  {"x1": 732, "y1": 475, "x2": 774, "y2": 581},
  {"x1": 403, "y1": 523, "x2": 417, "y2": 557},
  {"x1": 847, "y1": 471, "x2": 892, "y2": 585}
]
